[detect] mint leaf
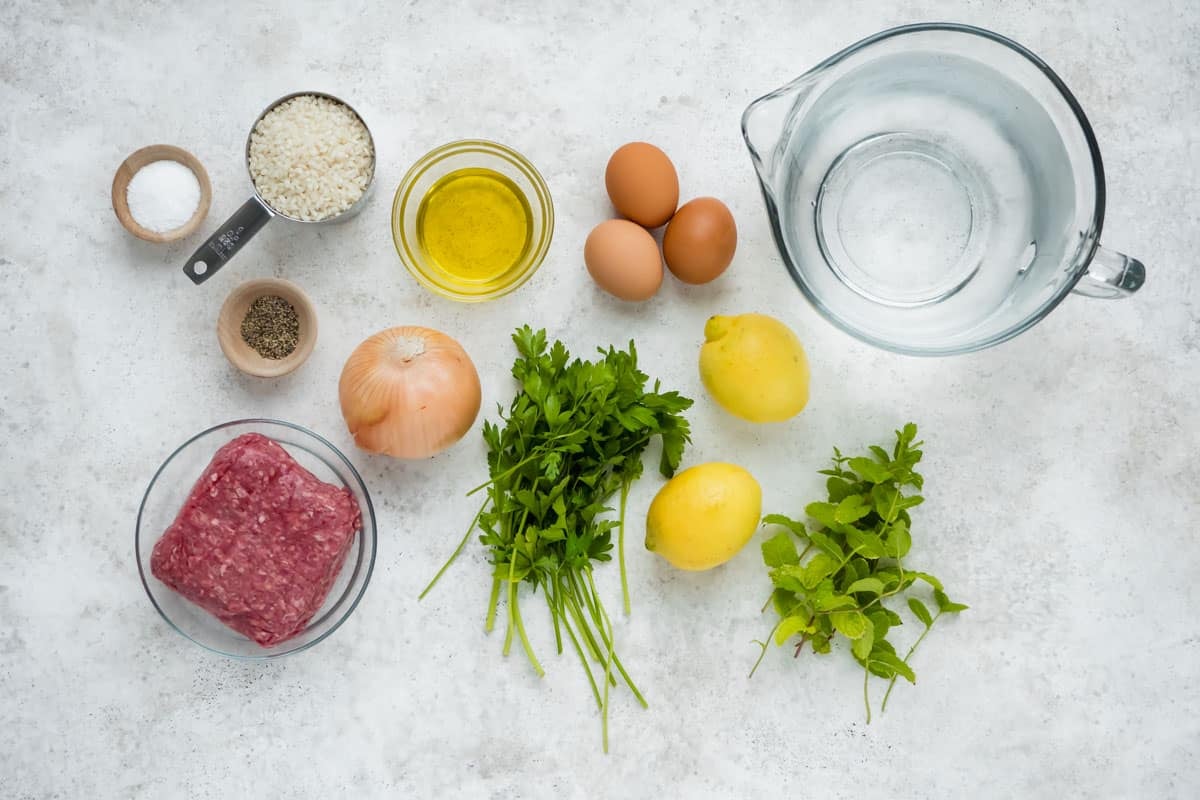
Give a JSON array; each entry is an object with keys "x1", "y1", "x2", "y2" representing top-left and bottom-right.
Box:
[
  {"x1": 834, "y1": 495, "x2": 872, "y2": 524},
  {"x1": 869, "y1": 483, "x2": 900, "y2": 521},
  {"x1": 845, "y1": 527, "x2": 886, "y2": 559},
  {"x1": 872, "y1": 650, "x2": 916, "y2": 683},
  {"x1": 826, "y1": 476, "x2": 856, "y2": 502},
  {"x1": 883, "y1": 522, "x2": 912, "y2": 558},
  {"x1": 867, "y1": 610, "x2": 891, "y2": 641},
  {"x1": 763, "y1": 514, "x2": 807, "y2": 539},
  {"x1": 805, "y1": 501, "x2": 838, "y2": 528},
  {"x1": 907, "y1": 597, "x2": 933, "y2": 627},
  {"x1": 801, "y1": 553, "x2": 837, "y2": 589},
  {"x1": 934, "y1": 589, "x2": 969, "y2": 613},
  {"x1": 830, "y1": 609, "x2": 867, "y2": 639},
  {"x1": 816, "y1": 593, "x2": 858, "y2": 612},
  {"x1": 868, "y1": 445, "x2": 891, "y2": 464},
  {"x1": 911, "y1": 572, "x2": 944, "y2": 591},
  {"x1": 774, "y1": 615, "x2": 810, "y2": 645},
  {"x1": 770, "y1": 565, "x2": 806, "y2": 594},
  {"x1": 761, "y1": 531, "x2": 799, "y2": 568},
  {"x1": 770, "y1": 588, "x2": 797, "y2": 618},
  {"x1": 848, "y1": 456, "x2": 890, "y2": 484},
  {"x1": 806, "y1": 529, "x2": 845, "y2": 560},
  {"x1": 846, "y1": 577, "x2": 885, "y2": 596},
  {"x1": 851, "y1": 618, "x2": 875, "y2": 660}
]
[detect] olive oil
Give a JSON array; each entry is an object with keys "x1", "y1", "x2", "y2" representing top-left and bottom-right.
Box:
[{"x1": 416, "y1": 168, "x2": 533, "y2": 285}]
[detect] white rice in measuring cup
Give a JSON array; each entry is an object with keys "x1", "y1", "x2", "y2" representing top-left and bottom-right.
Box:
[{"x1": 247, "y1": 94, "x2": 373, "y2": 222}]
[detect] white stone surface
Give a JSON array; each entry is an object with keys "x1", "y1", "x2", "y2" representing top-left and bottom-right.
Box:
[{"x1": 2, "y1": 1, "x2": 1198, "y2": 797}]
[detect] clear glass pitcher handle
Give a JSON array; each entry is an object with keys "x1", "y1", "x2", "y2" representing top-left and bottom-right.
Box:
[{"x1": 1072, "y1": 244, "x2": 1146, "y2": 299}]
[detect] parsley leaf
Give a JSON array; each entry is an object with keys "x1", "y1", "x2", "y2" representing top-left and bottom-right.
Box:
[{"x1": 422, "y1": 327, "x2": 693, "y2": 752}]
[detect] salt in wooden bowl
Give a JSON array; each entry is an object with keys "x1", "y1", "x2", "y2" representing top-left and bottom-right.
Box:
[{"x1": 112, "y1": 144, "x2": 212, "y2": 243}]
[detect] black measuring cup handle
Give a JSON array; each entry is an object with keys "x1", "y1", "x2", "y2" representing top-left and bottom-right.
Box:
[{"x1": 183, "y1": 197, "x2": 274, "y2": 285}]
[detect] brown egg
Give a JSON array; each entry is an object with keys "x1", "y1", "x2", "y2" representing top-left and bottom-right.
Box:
[
  {"x1": 584, "y1": 219, "x2": 664, "y2": 301},
  {"x1": 663, "y1": 197, "x2": 738, "y2": 284},
  {"x1": 604, "y1": 142, "x2": 679, "y2": 228}
]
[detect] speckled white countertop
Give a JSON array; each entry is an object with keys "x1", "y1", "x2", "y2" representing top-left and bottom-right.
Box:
[{"x1": 3, "y1": 1, "x2": 1198, "y2": 797}]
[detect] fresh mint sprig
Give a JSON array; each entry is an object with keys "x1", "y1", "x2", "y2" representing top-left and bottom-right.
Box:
[{"x1": 750, "y1": 423, "x2": 967, "y2": 721}]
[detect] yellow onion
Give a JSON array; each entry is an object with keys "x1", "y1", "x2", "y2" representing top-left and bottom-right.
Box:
[{"x1": 338, "y1": 326, "x2": 481, "y2": 459}]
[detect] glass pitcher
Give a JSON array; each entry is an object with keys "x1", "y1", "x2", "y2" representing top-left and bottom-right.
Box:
[{"x1": 741, "y1": 23, "x2": 1145, "y2": 356}]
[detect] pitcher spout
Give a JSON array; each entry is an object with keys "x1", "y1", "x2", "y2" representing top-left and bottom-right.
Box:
[{"x1": 741, "y1": 76, "x2": 817, "y2": 192}]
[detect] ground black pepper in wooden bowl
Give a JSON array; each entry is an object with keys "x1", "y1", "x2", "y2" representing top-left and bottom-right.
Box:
[{"x1": 240, "y1": 295, "x2": 299, "y2": 359}]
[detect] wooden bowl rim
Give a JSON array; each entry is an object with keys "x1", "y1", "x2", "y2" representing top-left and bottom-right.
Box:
[
  {"x1": 112, "y1": 144, "x2": 212, "y2": 243},
  {"x1": 216, "y1": 278, "x2": 318, "y2": 378}
]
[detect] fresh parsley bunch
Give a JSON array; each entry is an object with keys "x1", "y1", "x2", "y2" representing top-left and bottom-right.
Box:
[
  {"x1": 752, "y1": 423, "x2": 967, "y2": 720},
  {"x1": 422, "y1": 326, "x2": 692, "y2": 751}
]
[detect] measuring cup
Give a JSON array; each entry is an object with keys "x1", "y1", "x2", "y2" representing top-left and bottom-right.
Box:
[
  {"x1": 742, "y1": 23, "x2": 1146, "y2": 356},
  {"x1": 184, "y1": 91, "x2": 376, "y2": 285}
]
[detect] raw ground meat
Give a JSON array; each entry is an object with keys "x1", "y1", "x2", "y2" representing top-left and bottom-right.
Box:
[{"x1": 150, "y1": 432, "x2": 361, "y2": 647}]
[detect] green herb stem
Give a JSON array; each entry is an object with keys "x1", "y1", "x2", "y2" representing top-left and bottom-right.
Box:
[
  {"x1": 585, "y1": 570, "x2": 646, "y2": 708},
  {"x1": 542, "y1": 577, "x2": 564, "y2": 654},
  {"x1": 749, "y1": 617, "x2": 788, "y2": 678},
  {"x1": 419, "y1": 500, "x2": 487, "y2": 600},
  {"x1": 485, "y1": 577, "x2": 501, "y2": 633},
  {"x1": 618, "y1": 482, "x2": 631, "y2": 616},
  {"x1": 510, "y1": 581, "x2": 544, "y2": 677},
  {"x1": 560, "y1": 579, "x2": 607, "y2": 669},
  {"x1": 881, "y1": 611, "x2": 941, "y2": 712},
  {"x1": 863, "y1": 660, "x2": 872, "y2": 724},
  {"x1": 557, "y1": 590, "x2": 603, "y2": 708}
]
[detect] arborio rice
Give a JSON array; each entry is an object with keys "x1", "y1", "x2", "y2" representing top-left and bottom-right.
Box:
[{"x1": 248, "y1": 95, "x2": 373, "y2": 222}]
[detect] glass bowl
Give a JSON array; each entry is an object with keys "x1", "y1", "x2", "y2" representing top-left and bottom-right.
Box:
[
  {"x1": 392, "y1": 139, "x2": 554, "y2": 302},
  {"x1": 135, "y1": 419, "x2": 376, "y2": 659}
]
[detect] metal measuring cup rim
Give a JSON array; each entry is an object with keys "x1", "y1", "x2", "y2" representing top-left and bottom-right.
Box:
[
  {"x1": 243, "y1": 90, "x2": 378, "y2": 223},
  {"x1": 184, "y1": 90, "x2": 377, "y2": 284}
]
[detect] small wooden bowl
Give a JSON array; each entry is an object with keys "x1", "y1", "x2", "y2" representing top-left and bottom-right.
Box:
[
  {"x1": 112, "y1": 144, "x2": 212, "y2": 243},
  {"x1": 217, "y1": 279, "x2": 317, "y2": 378}
]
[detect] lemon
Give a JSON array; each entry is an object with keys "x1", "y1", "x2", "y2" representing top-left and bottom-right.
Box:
[
  {"x1": 645, "y1": 462, "x2": 762, "y2": 571},
  {"x1": 698, "y1": 313, "x2": 809, "y2": 423}
]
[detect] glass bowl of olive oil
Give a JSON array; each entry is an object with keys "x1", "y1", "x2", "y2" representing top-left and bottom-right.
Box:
[{"x1": 392, "y1": 140, "x2": 554, "y2": 302}]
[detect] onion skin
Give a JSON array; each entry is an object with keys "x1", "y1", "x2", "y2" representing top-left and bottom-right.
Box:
[{"x1": 338, "y1": 326, "x2": 482, "y2": 459}]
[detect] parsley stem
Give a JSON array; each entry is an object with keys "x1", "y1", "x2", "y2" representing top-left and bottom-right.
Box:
[
  {"x1": 502, "y1": 561, "x2": 516, "y2": 657},
  {"x1": 560, "y1": 578, "x2": 606, "y2": 666},
  {"x1": 618, "y1": 482, "x2": 631, "y2": 616},
  {"x1": 558, "y1": 591, "x2": 602, "y2": 709},
  {"x1": 465, "y1": 452, "x2": 542, "y2": 496},
  {"x1": 418, "y1": 499, "x2": 487, "y2": 600},
  {"x1": 510, "y1": 583, "x2": 544, "y2": 677},
  {"x1": 485, "y1": 578, "x2": 500, "y2": 633},
  {"x1": 586, "y1": 570, "x2": 646, "y2": 708},
  {"x1": 543, "y1": 577, "x2": 563, "y2": 654},
  {"x1": 598, "y1": 583, "x2": 614, "y2": 754},
  {"x1": 570, "y1": 570, "x2": 640, "y2": 699}
]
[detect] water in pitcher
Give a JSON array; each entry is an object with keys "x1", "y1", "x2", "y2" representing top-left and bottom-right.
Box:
[{"x1": 775, "y1": 50, "x2": 1083, "y2": 348}]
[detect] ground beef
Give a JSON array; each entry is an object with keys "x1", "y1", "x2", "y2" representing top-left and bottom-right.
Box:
[{"x1": 150, "y1": 432, "x2": 361, "y2": 647}]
